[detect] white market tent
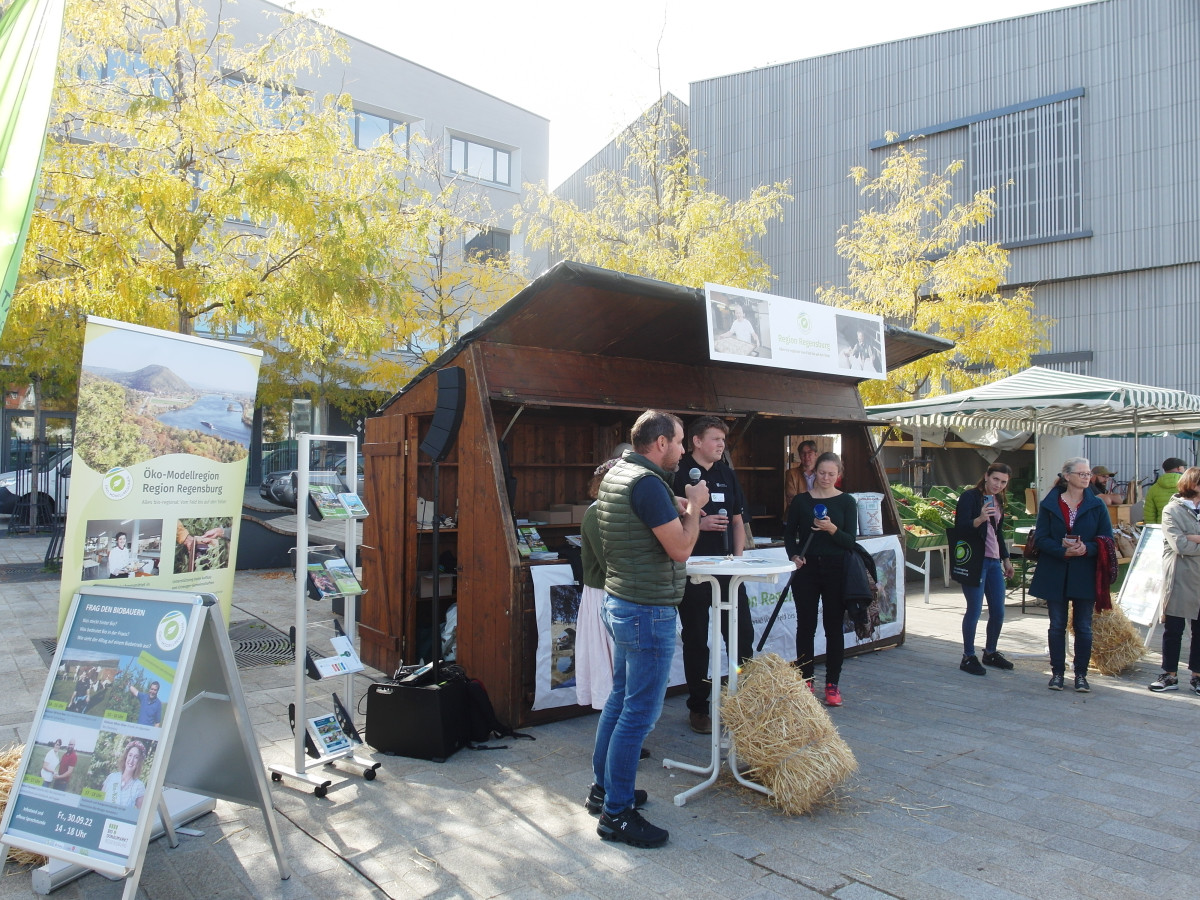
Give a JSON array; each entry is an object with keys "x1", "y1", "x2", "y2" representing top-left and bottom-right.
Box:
[{"x1": 865, "y1": 366, "x2": 1200, "y2": 489}]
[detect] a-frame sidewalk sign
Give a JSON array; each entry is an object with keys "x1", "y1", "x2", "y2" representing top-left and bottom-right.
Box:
[{"x1": 1, "y1": 585, "x2": 289, "y2": 898}]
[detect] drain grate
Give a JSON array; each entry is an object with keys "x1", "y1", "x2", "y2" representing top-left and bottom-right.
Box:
[
  {"x1": 32, "y1": 620, "x2": 295, "y2": 670},
  {"x1": 0, "y1": 562, "x2": 61, "y2": 583}
]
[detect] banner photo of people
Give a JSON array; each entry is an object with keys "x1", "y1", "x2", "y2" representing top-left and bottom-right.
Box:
[
  {"x1": 705, "y1": 283, "x2": 886, "y2": 380},
  {"x1": 57, "y1": 317, "x2": 262, "y2": 632},
  {"x1": 2, "y1": 591, "x2": 198, "y2": 872}
]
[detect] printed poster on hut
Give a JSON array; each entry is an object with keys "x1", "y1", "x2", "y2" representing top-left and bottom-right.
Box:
[
  {"x1": 57, "y1": 317, "x2": 262, "y2": 631},
  {"x1": 705, "y1": 283, "x2": 887, "y2": 380}
]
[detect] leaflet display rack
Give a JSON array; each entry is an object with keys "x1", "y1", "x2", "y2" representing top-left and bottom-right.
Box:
[
  {"x1": 0, "y1": 586, "x2": 288, "y2": 898},
  {"x1": 269, "y1": 434, "x2": 380, "y2": 796}
]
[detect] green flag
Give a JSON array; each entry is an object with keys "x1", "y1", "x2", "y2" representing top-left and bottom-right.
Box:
[{"x1": 0, "y1": 0, "x2": 64, "y2": 339}]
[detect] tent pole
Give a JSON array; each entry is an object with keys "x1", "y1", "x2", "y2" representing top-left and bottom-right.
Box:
[{"x1": 1133, "y1": 407, "x2": 1140, "y2": 502}]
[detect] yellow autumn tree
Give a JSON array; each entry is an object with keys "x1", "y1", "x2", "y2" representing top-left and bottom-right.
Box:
[
  {"x1": 818, "y1": 140, "x2": 1052, "y2": 406},
  {"x1": 518, "y1": 98, "x2": 791, "y2": 290},
  {"x1": 371, "y1": 139, "x2": 529, "y2": 386},
  {"x1": 1, "y1": 0, "x2": 434, "y2": 420}
]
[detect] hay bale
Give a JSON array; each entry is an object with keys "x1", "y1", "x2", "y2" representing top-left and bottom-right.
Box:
[
  {"x1": 0, "y1": 744, "x2": 47, "y2": 867},
  {"x1": 1090, "y1": 605, "x2": 1146, "y2": 675},
  {"x1": 764, "y1": 734, "x2": 858, "y2": 816},
  {"x1": 721, "y1": 654, "x2": 857, "y2": 814},
  {"x1": 722, "y1": 654, "x2": 834, "y2": 768}
]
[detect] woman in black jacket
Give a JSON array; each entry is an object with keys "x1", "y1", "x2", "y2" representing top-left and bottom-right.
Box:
[{"x1": 955, "y1": 464, "x2": 1015, "y2": 676}]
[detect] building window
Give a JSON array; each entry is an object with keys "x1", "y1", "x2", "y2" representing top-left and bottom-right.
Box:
[
  {"x1": 970, "y1": 97, "x2": 1084, "y2": 247},
  {"x1": 464, "y1": 227, "x2": 510, "y2": 262},
  {"x1": 354, "y1": 110, "x2": 408, "y2": 150},
  {"x1": 450, "y1": 137, "x2": 511, "y2": 185}
]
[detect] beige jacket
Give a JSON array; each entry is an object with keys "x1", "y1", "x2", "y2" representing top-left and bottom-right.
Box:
[{"x1": 1160, "y1": 496, "x2": 1200, "y2": 620}]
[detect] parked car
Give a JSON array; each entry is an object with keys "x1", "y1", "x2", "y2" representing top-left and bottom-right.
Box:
[
  {"x1": 0, "y1": 447, "x2": 72, "y2": 517},
  {"x1": 260, "y1": 453, "x2": 365, "y2": 509}
]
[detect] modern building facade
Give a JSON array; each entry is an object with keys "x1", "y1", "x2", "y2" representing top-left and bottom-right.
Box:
[{"x1": 560, "y1": 0, "x2": 1199, "y2": 483}]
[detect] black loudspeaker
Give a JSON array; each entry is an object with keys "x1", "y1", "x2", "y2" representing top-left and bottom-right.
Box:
[
  {"x1": 366, "y1": 680, "x2": 466, "y2": 762},
  {"x1": 418, "y1": 367, "x2": 466, "y2": 461}
]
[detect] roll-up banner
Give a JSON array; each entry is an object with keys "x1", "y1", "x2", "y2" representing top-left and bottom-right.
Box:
[{"x1": 57, "y1": 317, "x2": 262, "y2": 632}]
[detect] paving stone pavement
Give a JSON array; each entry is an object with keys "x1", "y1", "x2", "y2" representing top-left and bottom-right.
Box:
[{"x1": 1, "y1": 530, "x2": 1196, "y2": 900}]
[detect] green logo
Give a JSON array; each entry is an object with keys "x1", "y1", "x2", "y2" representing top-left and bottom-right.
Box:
[
  {"x1": 156, "y1": 611, "x2": 187, "y2": 651},
  {"x1": 954, "y1": 542, "x2": 973, "y2": 564},
  {"x1": 796, "y1": 312, "x2": 811, "y2": 332},
  {"x1": 102, "y1": 467, "x2": 133, "y2": 500}
]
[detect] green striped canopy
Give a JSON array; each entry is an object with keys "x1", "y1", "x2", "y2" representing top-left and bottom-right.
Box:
[{"x1": 866, "y1": 367, "x2": 1200, "y2": 438}]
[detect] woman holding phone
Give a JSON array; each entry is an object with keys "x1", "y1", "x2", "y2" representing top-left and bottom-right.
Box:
[
  {"x1": 784, "y1": 452, "x2": 858, "y2": 707},
  {"x1": 1029, "y1": 457, "x2": 1113, "y2": 692},
  {"x1": 955, "y1": 463, "x2": 1016, "y2": 676}
]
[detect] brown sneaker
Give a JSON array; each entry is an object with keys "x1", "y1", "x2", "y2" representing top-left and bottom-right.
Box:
[{"x1": 688, "y1": 711, "x2": 712, "y2": 734}]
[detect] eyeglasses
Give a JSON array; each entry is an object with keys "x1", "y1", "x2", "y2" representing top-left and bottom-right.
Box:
[{"x1": 1068, "y1": 470, "x2": 1092, "y2": 477}]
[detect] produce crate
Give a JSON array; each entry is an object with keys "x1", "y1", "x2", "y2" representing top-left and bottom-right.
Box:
[{"x1": 903, "y1": 526, "x2": 947, "y2": 550}]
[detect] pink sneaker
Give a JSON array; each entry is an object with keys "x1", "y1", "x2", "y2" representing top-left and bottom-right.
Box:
[
  {"x1": 824, "y1": 684, "x2": 843, "y2": 707},
  {"x1": 806, "y1": 679, "x2": 815, "y2": 694}
]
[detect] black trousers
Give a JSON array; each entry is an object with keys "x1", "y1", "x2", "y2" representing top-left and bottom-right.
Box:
[
  {"x1": 791, "y1": 555, "x2": 847, "y2": 685},
  {"x1": 679, "y1": 575, "x2": 754, "y2": 713}
]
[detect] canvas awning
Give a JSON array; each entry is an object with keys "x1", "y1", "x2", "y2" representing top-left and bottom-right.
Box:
[{"x1": 865, "y1": 367, "x2": 1200, "y2": 438}]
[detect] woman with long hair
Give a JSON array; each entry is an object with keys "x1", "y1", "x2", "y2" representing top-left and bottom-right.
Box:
[
  {"x1": 784, "y1": 452, "x2": 859, "y2": 707},
  {"x1": 956, "y1": 463, "x2": 1016, "y2": 675},
  {"x1": 1148, "y1": 466, "x2": 1200, "y2": 694},
  {"x1": 1029, "y1": 457, "x2": 1114, "y2": 692},
  {"x1": 101, "y1": 739, "x2": 148, "y2": 810}
]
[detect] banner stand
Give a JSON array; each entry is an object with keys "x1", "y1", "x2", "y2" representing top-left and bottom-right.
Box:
[{"x1": 1, "y1": 586, "x2": 289, "y2": 897}]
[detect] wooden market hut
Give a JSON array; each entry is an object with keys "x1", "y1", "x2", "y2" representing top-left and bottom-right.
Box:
[{"x1": 359, "y1": 262, "x2": 951, "y2": 727}]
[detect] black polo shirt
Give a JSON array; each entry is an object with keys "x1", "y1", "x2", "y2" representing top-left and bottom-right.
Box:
[{"x1": 672, "y1": 452, "x2": 745, "y2": 556}]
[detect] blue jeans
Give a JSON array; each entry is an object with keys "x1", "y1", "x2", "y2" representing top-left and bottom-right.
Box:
[
  {"x1": 961, "y1": 557, "x2": 1006, "y2": 656},
  {"x1": 592, "y1": 595, "x2": 677, "y2": 816},
  {"x1": 1047, "y1": 597, "x2": 1094, "y2": 676}
]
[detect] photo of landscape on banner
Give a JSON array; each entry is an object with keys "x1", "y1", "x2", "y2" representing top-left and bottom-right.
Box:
[
  {"x1": 705, "y1": 283, "x2": 887, "y2": 379},
  {"x1": 57, "y1": 317, "x2": 262, "y2": 631}
]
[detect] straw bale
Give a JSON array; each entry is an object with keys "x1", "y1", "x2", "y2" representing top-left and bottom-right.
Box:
[
  {"x1": 765, "y1": 734, "x2": 858, "y2": 816},
  {"x1": 722, "y1": 654, "x2": 834, "y2": 768},
  {"x1": 721, "y1": 654, "x2": 857, "y2": 814},
  {"x1": 1090, "y1": 605, "x2": 1146, "y2": 675},
  {"x1": 1, "y1": 744, "x2": 47, "y2": 867}
]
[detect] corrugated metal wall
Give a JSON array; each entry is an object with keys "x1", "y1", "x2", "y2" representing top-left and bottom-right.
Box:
[{"x1": 684, "y1": 0, "x2": 1200, "y2": 480}]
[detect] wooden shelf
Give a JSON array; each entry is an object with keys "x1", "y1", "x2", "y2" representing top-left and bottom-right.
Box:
[{"x1": 509, "y1": 462, "x2": 600, "y2": 468}]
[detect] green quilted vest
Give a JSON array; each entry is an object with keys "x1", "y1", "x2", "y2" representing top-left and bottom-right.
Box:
[{"x1": 596, "y1": 453, "x2": 686, "y2": 606}]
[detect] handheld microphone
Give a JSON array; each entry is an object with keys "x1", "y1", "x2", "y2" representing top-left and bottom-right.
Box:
[
  {"x1": 813, "y1": 503, "x2": 828, "y2": 520},
  {"x1": 688, "y1": 467, "x2": 701, "y2": 484},
  {"x1": 718, "y1": 508, "x2": 730, "y2": 554}
]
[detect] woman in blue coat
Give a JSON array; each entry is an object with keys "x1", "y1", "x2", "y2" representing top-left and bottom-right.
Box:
[{"x1": 1029, "y1": 457, "x2": 1114, "y2": 692}]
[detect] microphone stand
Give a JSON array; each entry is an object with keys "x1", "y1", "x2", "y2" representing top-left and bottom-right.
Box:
[{"x1": 756, "y1": 531, "x2": 814, "y2": 652}]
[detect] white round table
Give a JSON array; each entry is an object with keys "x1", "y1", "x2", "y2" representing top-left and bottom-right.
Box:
[{"x1": 663, "y1": 555, "x2": 796, "y2": 806}]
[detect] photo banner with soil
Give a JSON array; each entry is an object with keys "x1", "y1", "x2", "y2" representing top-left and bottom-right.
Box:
[{"x1": 56, "y1": 317, "x2": 262, "y2": 632}]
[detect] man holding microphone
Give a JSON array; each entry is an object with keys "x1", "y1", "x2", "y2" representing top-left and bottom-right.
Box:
[{"x1": 671, "y1": 416, "x2": 752, "y2": 734}]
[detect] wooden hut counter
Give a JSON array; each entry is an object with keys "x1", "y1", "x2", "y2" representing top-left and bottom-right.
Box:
[{"x1": 360, "y1": 262, "x2": 950, "y2": 727}]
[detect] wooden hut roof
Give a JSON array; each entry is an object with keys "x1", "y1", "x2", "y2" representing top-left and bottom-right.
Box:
[{"x1": 379, "y1": 262, "x2": 952, "y2": 413}]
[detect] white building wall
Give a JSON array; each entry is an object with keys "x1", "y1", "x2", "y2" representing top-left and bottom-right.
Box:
[{"x1": 227, "y1": 0, "x2": 549, "y2": 270}]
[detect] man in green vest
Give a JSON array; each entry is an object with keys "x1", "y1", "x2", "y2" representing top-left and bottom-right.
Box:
[{"x1": 590, "y1": 410, "x2": 708, "y2": 848}]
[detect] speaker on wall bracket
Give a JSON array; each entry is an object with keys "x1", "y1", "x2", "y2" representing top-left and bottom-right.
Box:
[{"x1": 419, "y1": 366, "x2": 466, "y2": 461}]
